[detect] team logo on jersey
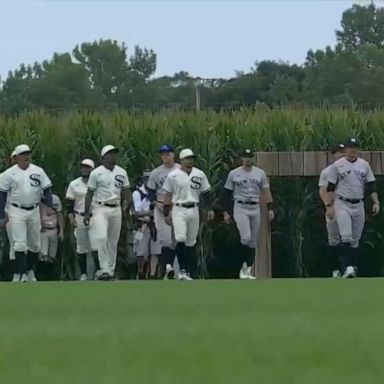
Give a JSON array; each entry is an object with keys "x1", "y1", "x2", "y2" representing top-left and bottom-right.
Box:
[
  {"x1": 30, "y1": 174, "x2": 41, "y2": 187},
  {"x1": 115, "y1": 175, "x2": 125, "y2": 189},
  {"x1": 191, "y1": 176, "x2": 202, "y2": 190}
]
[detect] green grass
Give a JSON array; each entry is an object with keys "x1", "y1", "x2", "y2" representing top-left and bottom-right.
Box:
[{"x1": 0, "y1": 279, "x2": 384, "y2": 383}]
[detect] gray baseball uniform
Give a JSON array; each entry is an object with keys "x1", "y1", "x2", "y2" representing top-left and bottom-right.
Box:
[
  {"x1": 224, "y1": 166, "x2": 269, "y2": 249},
  {"x1": 327, "y1": 157, "x2": 375, "y2": 248},
  {"x1": 147, "y1": 164, "x2": 179, "y2": 247},
  {"x1": 318, "y1": 165, "x2": 340, "y2": 246}
]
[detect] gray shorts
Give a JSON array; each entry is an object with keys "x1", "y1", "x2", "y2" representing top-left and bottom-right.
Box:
[{"x1": 133, "y1": 225, "x2": 162, "y2": 257}]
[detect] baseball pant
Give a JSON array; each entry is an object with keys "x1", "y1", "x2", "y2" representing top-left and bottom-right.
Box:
[
  {"x1": 74, "y1": 213, "x2": 91, "y2": 254},
  {"x1": 40, "y1": 228, "x2": 58, "y2": 260},
  {"x1": 154, "y1": 205, "x2": 173, "y2": 248},
  {"x1": 8, "y1": 205, "x2": 41, "y2": 254},
  {"x1": 134, "y1": 224, "x2": 162, "y2": 257},
  {"x1": 89, "y1": 205, "x2": 122, "y2": 276},
  {"x1": 6, "y1": 222, "x2": 15, "y2": 260},
  {"x1": 233, "y1": 203, "x2": 260, "y2": 249},
  {"x1": 334, "y1": 199, "x2": 365, "y2": 248},
  {"x1": 325, "y1": 216, "x2": 340, "y2": 246},
  {"x1": 172, "y1": 206, "x2": 199, "y2": 247}
]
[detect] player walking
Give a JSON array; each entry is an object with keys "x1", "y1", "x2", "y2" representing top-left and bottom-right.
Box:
[
  {"x1": 0, "y1": 144, "x2": 53, "y2": 282},
  {"x1": 318, "y1": 144, "x2": 344, "y2": 278},
  {"x1": 223, "y1": 149, "x2": 274, "y2": 280},
  {"x1": 325, "y1": 138, "x2": 380, "y2": 278},
  {"x1": 147, "y1": 145, "x2": 180, "y2": 279},
  {"x1": 162, "y1": 148, "x2": 212, "y2": 281},
  {"x1": 66, "y1": 159, "x2": 96, "y2": 281},
  {"x1": 84, "y1": 146, "x2": 130, "y2": 281}
]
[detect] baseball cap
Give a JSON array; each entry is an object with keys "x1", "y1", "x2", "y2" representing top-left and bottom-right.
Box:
[
  {"x1": 344, "y1": 138, "x2": 359, "y2": 148},
  {"x1": 14, "y1": 144, "x2": 32, "y2": 156},
  {"x1": 330, "y1": 143, "x2": 345, "y2": 154},
  {"x1": 80, "y1": 158, "x2": 95, "y2": 168},
  {"x1": 159, "y1": 144, "x2": 174, "y2": 153},
  {"x1": 11, "y1": 150, "x2": 16, "y2": 158},
  {"x1": 179, "y1": 148, "x2": 195, "y2": 159},
  {"x1": 241, "y1": 148, "x2": 253, "y2": 158},
  {"x1": 101, "y1": 145, "x2": 118, "y2": 158}
]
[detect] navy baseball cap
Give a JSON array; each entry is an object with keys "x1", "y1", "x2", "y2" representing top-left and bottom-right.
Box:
[
  {"x1": 159, "y1": 145, "x2": 174, "y2": 153},
  {"x1": 330, "y1": 143, "x2": 345, "y2": 154},
  {"x1": 240, "y1": 148, "x2": 253, "y2": 158},
  {"x1": 344, "y1": 138, "x2": 359, "y2": 148}
]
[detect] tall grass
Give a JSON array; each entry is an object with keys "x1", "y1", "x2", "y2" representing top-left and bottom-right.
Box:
[{"x1": 0, "y1": 106, "x2": 383, "y2": 278}]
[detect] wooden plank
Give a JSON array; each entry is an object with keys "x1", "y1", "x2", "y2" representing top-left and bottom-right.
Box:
[
  {"x1": 360, "y1": 151, "x2": 372, "y2": 163},
  {"x1": 278, "y1": 152, "x2": 304, "y2": 176},
  {"x1": 303, "y1": 151, "x2": 327, "y2": 176},
  {"x1": 371, "y1": 151, "x2": 384, "y2": 175},
  {"x1": 256, "y1": 152, "x2": 279, "y2": 176}
]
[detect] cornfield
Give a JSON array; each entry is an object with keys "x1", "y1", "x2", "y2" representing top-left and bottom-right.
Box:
[{"x1": 0, "y1": 106, "x2": 384, "y2": 279}]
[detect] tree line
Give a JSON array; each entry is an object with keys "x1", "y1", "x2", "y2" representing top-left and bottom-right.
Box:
[{"x1": 1, "y1": 4, "x2": 384, "y2": 112}]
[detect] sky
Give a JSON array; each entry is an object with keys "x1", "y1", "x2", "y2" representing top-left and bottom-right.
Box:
[{"x1": 0, "y1": 0, "x2": 365, "y2": 80}]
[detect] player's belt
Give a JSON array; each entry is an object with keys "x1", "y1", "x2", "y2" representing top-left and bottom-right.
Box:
[
  {"x1": 11, "y1": 203, "x2": 38, "y2": 210},
  {"x1": 337, "y1": 196, "x2": 364, "y2": 204},
  {"x1": 175, "y1": 203, "x2": 199, "y2": 208},
  {"x1": 96, "y1": 202, "x2": 120, "y2": 208},
  {"x1": 236, "y1": 201, "x2": 258, "y2": 205}
]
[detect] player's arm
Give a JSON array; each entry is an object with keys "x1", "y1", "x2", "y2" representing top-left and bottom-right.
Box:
[
  {"x1": 222, "y1": 172, "x2": 233, "y2": 222},
  {"x1": 56, "y1": 197, "x2": 64, "y2": 240},
  {"x1": 40, "y1": 169, "x2": 53, "y2": 208},
  {"x1": 161, "y1": 176, "x2": 173, "y2": 217},
  {"x1": 121, "y1": 171, "x2": 131, "y2": 214},
  {"x1": 0, "y1": 172, "x2": 9, "y2": 222},
  {"x1": 325, "y1": 165, "x2": 338, "y2": 218},
  {"x1": 366, "y1": 164, "x2": 380, "y2": 215},
  {"x1": 260, "y1": 172, "x2": 274, "y2": 221}
]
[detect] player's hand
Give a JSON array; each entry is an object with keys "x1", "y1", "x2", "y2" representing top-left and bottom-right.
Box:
[
  {"x1": 0, "y1": 216, "x2": 7, "y2": 227},
  {"x1": 207, "y1": 210, "x2": 215, "y2": 221},
  {"x1": 268, "y1": 210, "x2": 275, "y2": 221},
  {"x1": 326, "y1": 206, "x2": 334, "y2": 220},
  {"x1": 372, "y1": 202, "x2": 380, "y2": 216},
  {"x1": 45, "y1": 207, "x2": 53, "y2": 216},
  {"x1": 223, "y1": 211, "x2": 231, "y2": 224},
  {"x1": 164, "y1": 215, "x2": 172, "y2": 226},
  {"x1": 59, "y1": 231, "x2": 64, "y2": 241},
  {"x1": 68, "y1": 213, "x2": 76, "y2": 228},
  {"x1": 84, "y1": 214, "x2": 91, "y2": 226}
]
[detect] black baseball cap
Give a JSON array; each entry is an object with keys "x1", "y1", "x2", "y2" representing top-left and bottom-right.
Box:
[
  {"x1": 159, "y1": 144, "x2": 174, "y2": 153},
  {"x1": 344, "y1": 138, "x2": 359, "y2": 148},
  {"x1": 330, "y1": 143, "x2": 345, "y2": 154},
  {"x1": 241, "y1": 149, "x2": 253, "y2": 158}
]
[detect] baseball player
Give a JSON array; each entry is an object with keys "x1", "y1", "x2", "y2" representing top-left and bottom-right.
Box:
[
  {"x1": 162, "y1": 148, "x2": 212, "y2": 281},
  {"x1": 84, "y1": 145, "x2": 130, "y2": 281},
  {"x1": 325, "y1": 138, "x2": 380, "y2": 278},
  {"x1": 147, "y1": 144, "x2": 180, "y2": 279},
  {"x1": 0, "y1": 144, "x2": 53, "y2": 282},
  {"x1": 66, "y1": 159, "x2": 96, "y2": 281},
  {"x1": 39, "y1": 193, "x2": 64, "y2": 279},
  {"x1": 318, "y1": 144, "x2": 345, "y2": 278},
  {"x1": 223, "y1": 149, "x2": 274, "y2": 280},
  {"x1": 132, "y1": 170, "x2": 162, "y2": 279}
]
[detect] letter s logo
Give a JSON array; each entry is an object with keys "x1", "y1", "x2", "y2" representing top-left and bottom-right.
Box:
[
  {"x1": 115, "y1": 175, "x2": 124, "y2": 189},
  {"x1": 191, "y1": 176, "x2": 202, "y2": 190},
  {"x1": 30, "y1": 174, "x2": 41, "y2": 187}
]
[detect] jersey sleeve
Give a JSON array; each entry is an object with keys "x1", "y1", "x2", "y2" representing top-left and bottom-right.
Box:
[
  {"x1": 201, "y1": 172, "x2": 211, "y2": 194},
  {"x1": 123, "y1": 170, "x2": 130, "y2": 190},
  {"x1": 87, "y1": 171, "x2": 97, "y2": 191},
  {"x1": 54, "y1": 195, "x2": 63, "y2": 212},
  {"x1": 224, "y1": 171, "x2": 234, "y2": 191},
  {"x1": 260, "y1": 170, "x2": 269, "y2": 189},
  {"x1": 161, "y1": 175, "x2": 173, "y2": 195},
  {"x1": 366, "y1": 163, "x2": 376, "y2": 183},
  {"x1": 0, "y1": 171, "x2": 11, "y2": 192},
  {"x1": 326, "y1": 164, "x2": 338, "y2": 185},
  {"x1": 147, "y1": 170, "x2": 157, "y2": 191},
  {"x1": 132, "y1": 191, "x2": 142, "y2": 212},
  {"x1": 65, "y1": 182, "x2": 75, "y2": 200},
  {"x1": 40, "y1": 168, "x2": 52, "y2": 190}
]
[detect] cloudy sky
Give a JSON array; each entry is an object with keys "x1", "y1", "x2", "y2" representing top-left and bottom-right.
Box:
[{"x1": 0, "y1": 0, "x2": 362, "y2": 79}]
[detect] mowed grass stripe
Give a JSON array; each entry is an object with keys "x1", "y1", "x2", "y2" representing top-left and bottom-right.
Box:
[{"x1": 0, "y1": 280, "x2": 383, "y2": 384}]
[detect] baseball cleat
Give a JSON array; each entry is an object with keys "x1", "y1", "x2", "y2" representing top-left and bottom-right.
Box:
[
  {"x1": 332, "y1": 270, "x2": 341, "y2": 278},
  {"x1": 239, "y1": 263, "x2": 248, "y2": 280},
  {"x1": 177, "y1": 270, "x2": 193, "y2": 281},
  {"x1": 246, "y1": 267, "x2": 256, "y2": 280},
  {"x1": 27, "y1": 270, "x2": 37, "y2": 282},
  {"x1": 79, "y1": 274, "x2": 87, "y2": 281},
  {"x1": 164, "y1": 264, "x2": 175, "y2": 280},
  {"x1": 20, "y1": 273, "x2": 29, "y2": 283},
  {"x1": 12, "y1": 273, "x2": 21, "y2": 282},
  {"x1": 343, "y1": 266, "x2": 356, "y2": 279},
  {"x1": 97, "y1": 272, "x2": 112, "y2": 281},
  {"x1": 94, "y1": 270, "x2": 103, "y2": 280}
]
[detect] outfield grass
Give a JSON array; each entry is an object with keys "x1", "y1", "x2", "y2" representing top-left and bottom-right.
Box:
[{"x1": 0, "y1": 279, "x2": 384, "y2": 383}]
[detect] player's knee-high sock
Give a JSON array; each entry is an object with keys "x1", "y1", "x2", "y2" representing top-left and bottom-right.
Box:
[
  {"x1": 167, "y1": 248, "x2": 176, "y2": 266},
  {"x1": 92, "y1": 251, "x2": 100, "y2": 271},
  {"x1": 350, "y1": 247, "x2": 358, "y2": 268},
  {"x1": 340, "y1": 242, "x2": 352, "y2": 271},
  {"x1": 15, "y1": 251, "x2": 27, "y2": 275},
  {"x1": 26, "y1": 251, "x2": 38, "y2": 272},
  {"x1": 77, "y1": 253, "x2": 87, "y2": 275},
  {"x1": 329, "y1": 245, "x2": 340, "y2": 271},
  {"x1": 176, "y1": 242, "x2": 186, "y2": 271},
  {"x1": 246, "y1": 247, "x2": 255, "y2": 267},
  {"x1": 185, "y1": 246, "x2": 195, "y2": 275}
]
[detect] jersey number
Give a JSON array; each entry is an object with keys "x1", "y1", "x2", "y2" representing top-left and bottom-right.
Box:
[
  {"x1": 191, "y1": 176, "x2": 202, "y2": 190},
  {"x1": 30, "y1": 174, "x2": 41, "y2": 187}
]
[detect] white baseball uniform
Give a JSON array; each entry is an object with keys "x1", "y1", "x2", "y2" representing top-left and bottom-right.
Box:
[
  {"x1": 132, "y1": 185, "x2": 161, "y2": 257},
  {"x1": 318, "y1": 165, "x2": 340, "y2": 246},
  {"x1": 147, "y1": 163, "x2": 180, "y2": 248},
  {"x1": 0, "y1": 164, "x2": 51, "y2": 253},
  {"x1": 87, "y1": 165, "x2": 130, "y2": 276},
  {"x1": 66, "y1": 177, "x2": 92, "y2": 254},
  {"x1": 162, "y1": 167, "x2": 211, "y2": 246},
  {"x1": 40, "y1": 194, "x2": 62, "y2": 260},
  {"x1": 327, "y1": 157, "x2": 375, "y2": 247},
  {"x1": 0, "y1": 170, "x2": 14, "y2": 260}
]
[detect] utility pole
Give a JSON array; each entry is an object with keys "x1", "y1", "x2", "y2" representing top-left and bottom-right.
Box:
[{"x1": 195, "y1": 78, "x2": 202, "y2": 112}]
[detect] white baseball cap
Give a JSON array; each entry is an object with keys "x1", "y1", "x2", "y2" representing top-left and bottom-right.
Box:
[
  {"x1": 14, "y1": 144, "x2": 32, "y2": 156},
  {"x1": 179, "y1": 148, "x2": 195, "y2": 160},
  {"x1": 101, "y1": 145, "x2": 118, "y2": 158},
  {"x1": 11, "y1": 150, "x2": 16, "y2": 158},
  {"x1": 81, "y1": 158, "x2": 95, "y2": 168}
]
